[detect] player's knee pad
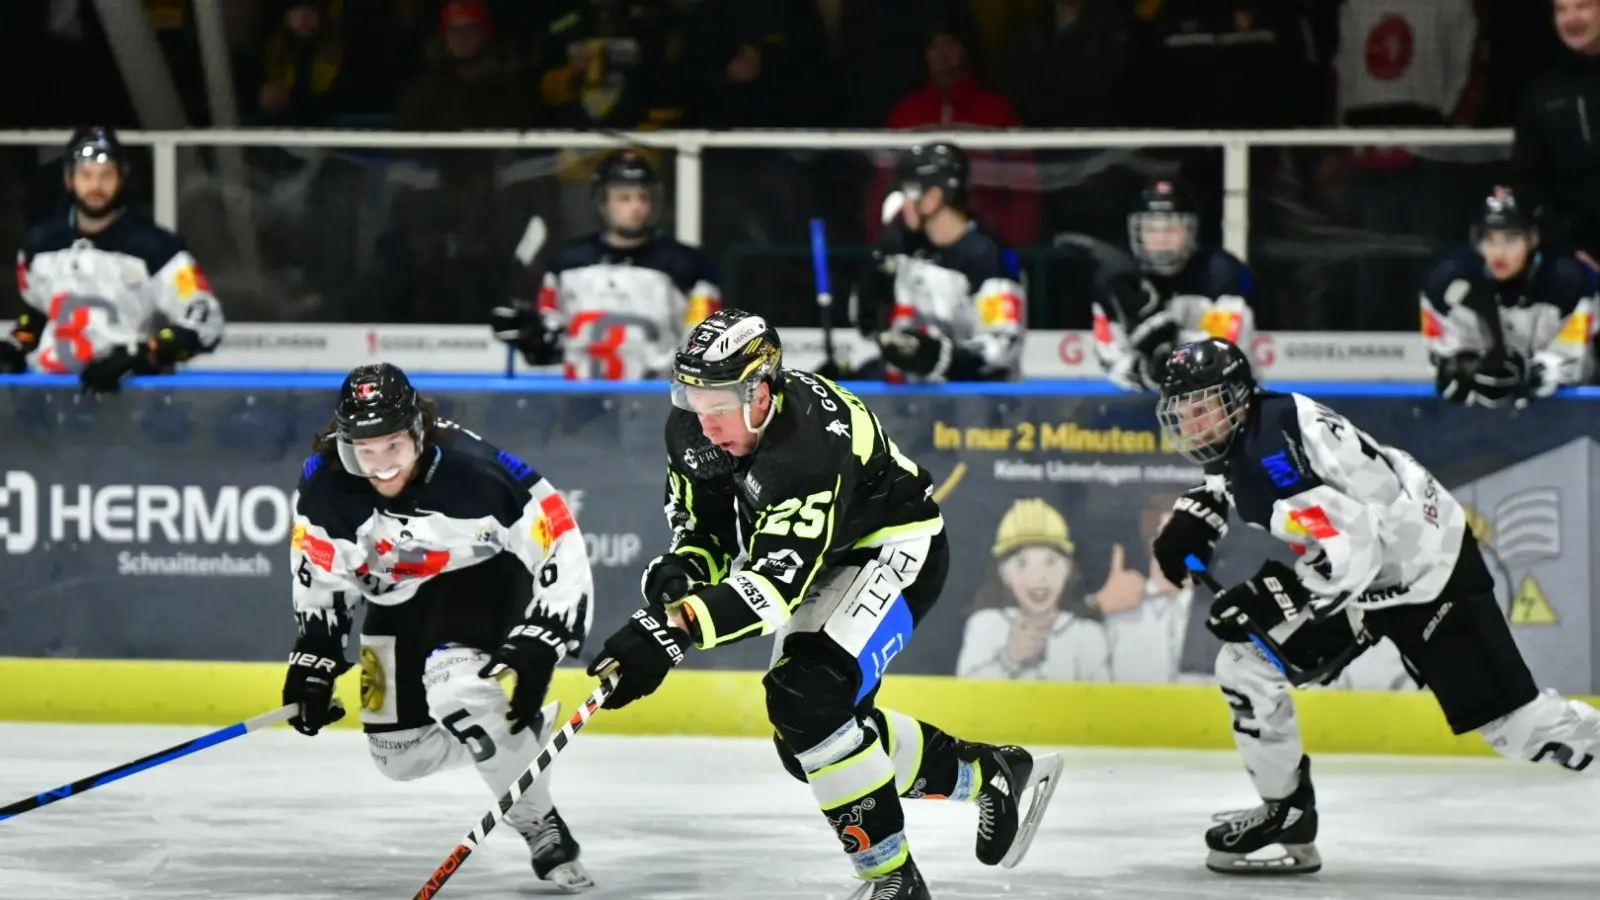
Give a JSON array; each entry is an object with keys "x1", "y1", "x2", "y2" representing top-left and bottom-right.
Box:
[
  {"x1": 421, "y1": 643, "x2": 514, "y2": 763},
  {"x1": 367, "y1": 726, "x2": 451, "y2": 782},
  {"x1": 773, "y1": 733, "x2": 808, "y2": 784},
  {"x1": 764, "y1": 643, "x2": 869, "y2": 773},
  {"x1": 1477, "y1": 688, "x2": 1600, "y2": 772}
]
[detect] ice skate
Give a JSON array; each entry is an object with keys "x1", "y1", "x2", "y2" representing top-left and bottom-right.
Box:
[
  {"x1": 512, "y1": 702, "x2": 593, "y2": 892},
  {"x1": 1205, "y1": 755, "x2": 1321, "y2": 875},
  {"x1": 968, "y1": 744, "x2": 1064, "y2": 868},
  {"x1": 846, "y1": 858, "x2": 931, "y2": 900}
]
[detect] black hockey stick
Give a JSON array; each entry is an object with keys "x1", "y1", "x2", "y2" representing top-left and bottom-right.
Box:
[
  {"x1": 1185, "y1": 556, "x2": 1361, "y2": 688},
  {"x1": 411, "y1": 673, "x2": 618, "y2": 900},
  {"x1": 0, "y1": 704, "x2": 295, "y2": 822},
  {"x1": 502, "y1": 215, "x2": 549, "y2": 378}
]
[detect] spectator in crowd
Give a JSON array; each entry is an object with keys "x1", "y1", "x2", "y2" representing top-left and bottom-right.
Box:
[
  {"x1": 258, "y1": 1, "x2": 345, "y2": 126},
  {"x1": 393, "y1": 0, "x2": 528, "y2": 133},
  {"x1": 1319, "y1": 0, "x2": 1491, "y2": 330},
  {"x1": 1513, "y1": 0, "x2": 1600, "y2": 271},
  {"x1": 532, "y1": 0, "x2": 688, "y2": 244},
  {"x1": 1132, "y1": 0, "x2": 1319, "y2": 130},
  {"x1": 680, "y1": 0, "x2": 828, "y2": 129},
  {"x1": 825, "y1": 0, "x2": 982, "y2": 128},
  {"x1": 999, "y1": 0, "x2": 1134, "y2": 129},
  {"x1": 869, "y1": 18, "x2": 1039, "y2": 250}
]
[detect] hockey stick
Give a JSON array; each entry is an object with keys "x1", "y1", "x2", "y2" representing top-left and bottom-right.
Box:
[
  {"x1": 808, "y1": 218, "x2": 837, "y2": 368},
  {"x1": 411, "y1": 673, "x2": 619, "y2": 900},
  {"x1": 503, "y1": 215, "x2": 549, "y2": 378},
  {"x1": 0, "y1": 704, "x2": 295, "y2": 822},
  {"x1": 1185, "y1": 556, "x2": 1362, "y2": 688}
]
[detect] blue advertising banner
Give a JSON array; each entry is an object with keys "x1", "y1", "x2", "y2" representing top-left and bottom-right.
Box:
[{"x1": 0, "y1": 376, "x2": 1595, "y2": 694}]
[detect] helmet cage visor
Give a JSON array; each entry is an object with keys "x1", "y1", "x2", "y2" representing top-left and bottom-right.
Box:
[
  {"x1": 1130, "y1": 211, "x2": 1197, "y2": 274},
  {"x1": 1156, "y1": 383, "x2": 1249, "y2": 464}
]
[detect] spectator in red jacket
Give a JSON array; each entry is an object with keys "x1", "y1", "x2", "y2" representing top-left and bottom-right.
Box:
[{"x1": 867, "y1": 20, "x2": 1040, "y2": 250}]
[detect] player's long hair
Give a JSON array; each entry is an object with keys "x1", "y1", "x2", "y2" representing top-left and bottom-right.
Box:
[{"x1": 309, "y1": 396, "x2": 443, "y2": 454}]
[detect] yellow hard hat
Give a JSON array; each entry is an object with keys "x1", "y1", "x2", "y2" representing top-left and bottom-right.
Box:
[{"x1": 992, "y1": 498, "x2": 1075, "y2": 559}]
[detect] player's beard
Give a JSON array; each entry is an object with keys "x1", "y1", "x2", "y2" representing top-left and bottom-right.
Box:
[{"x1": 73, "y1": 191, "x2": 121, "y2": 220}]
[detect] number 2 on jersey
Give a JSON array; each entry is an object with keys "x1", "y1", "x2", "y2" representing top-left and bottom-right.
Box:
[{"x1": 759, "y1": 490, "x2": 833, "y2": 540}]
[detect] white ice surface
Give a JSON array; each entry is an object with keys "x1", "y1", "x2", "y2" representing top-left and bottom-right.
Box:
[{"x1": 1, "y1": 723, "x2": 1596, "y2": 899}]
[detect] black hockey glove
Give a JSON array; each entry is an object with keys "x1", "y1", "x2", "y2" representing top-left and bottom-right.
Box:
[
  {"x1": 490, "y1": 301, "x2": 565, "y2": 366},
  {"x1": 640, "y1": 552, "x2": 712, "y2": 607},
  {"x1": 79, "y1": 346, "x2": 144, "y2": 395},
  {"x1": 479, "y1": 620, "x2": 573, "y2": 735},
  {"x1": 1438, "y1": 350, "x2": 1528, "y2": 407},
  {"x1": 0, "y1": 311, "x2": 41, "y2": 374},
  {"x1": 1206, "y1": 559, "x2": 1312, "y2": 644},
  {"x1": 282, "y1": 639, "x2": 351, "y2": 736},
  {"x1": 1152, "y1": 483, "x2": 1230, "y2": 586},
  {"x1": 1129, "y1": 316, "x2": 1180, "y2": 390},
  {"x1": 586, "y1": 607, "x2": 690, "y2": 709},
  {"x1": 852, "y1": 253, "x2": 898, "y2": 336},
  {"x1": 0, "y1": 336, "x2": 28, "y2": 374},
  {"x1": 877, "y1": 328, "x2": 951, "y2": 377},
  {"x1": 145, "y1": 326, "x2": 204, "y2": 369}
]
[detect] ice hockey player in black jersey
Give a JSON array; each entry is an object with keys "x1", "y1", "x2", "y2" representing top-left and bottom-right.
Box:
[
  {"x1": 1421, "y1": 187, "x2": 1596, "y2": 407},
  {"x1": 1091, "y1": 179, "x2": 1254, "y2": 392},
  {"x1": 491, "y1": 150, "x2": 721, "y2": 379},
  {"x1": 283, "y1": 363, "x2": 597, "y2": 890},
  {"x1": 3, "y1": 126, "x2": 224, "y2": 394},
  {"x1": 1148, "y1": 338, "x2": 1600, "y2": 877},
  {"x1": 838, "y1": 142, "x2": 1027, "y2": 383},
  {"x1": 582, "y1": 308, "x2": 1062, "y2": 899}
]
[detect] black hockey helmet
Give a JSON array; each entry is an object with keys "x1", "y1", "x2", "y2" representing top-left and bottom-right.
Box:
[
  {"x1": 1129, "y1": 179, "x2": 1198, "y2": 276},
  {"x1": 64, "y1": 126, "x2": 129, "y2": 177},
  {"x1": 333, "y1": 363, "x2": 425, "y2": 476},
  {"x1": 895, "y1": 142, "x2": 970, "y2": 209},
  {"x1": 1470, "y1": 186, "x2": 1536, "y2": 243},
  {"x1": 1155, "y1": 338, "x2": 1257, "y2": 464},
  {"x1": 670, "y1": 309, "x2": 783, "y2": 426}
]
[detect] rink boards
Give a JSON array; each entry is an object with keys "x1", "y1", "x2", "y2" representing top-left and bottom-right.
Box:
[
  {"x1": 0, "y1": 657, "x2": 1539, "y2": 757},
  {"x1": 3, "y1": 373, "x2": 1600, "y2": 757}
]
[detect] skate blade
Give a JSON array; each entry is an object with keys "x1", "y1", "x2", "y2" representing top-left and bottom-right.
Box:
[
  {"x1": 531, "y1": 860, "x2": 595, "y2": 893},
  {"x1": 1205, "y1": 843, "x2": 1321, "y2": 876},
  {"x1": 1000, "y1": 752, "x2": 1064, "y2": 869}
]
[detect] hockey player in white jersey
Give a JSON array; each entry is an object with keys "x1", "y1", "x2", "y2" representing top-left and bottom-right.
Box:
[
  {"x1": 836, "y1": 142, "x2": 1027, "y2": 383},
  {"x1": 1092, "y1": 179, "x2": 1255, "y2": 392},
  {"x1": 1422, "y1": 187, "x2": 1596, "y2": 407},
  {"x1": 491, "y1": 150, "x2": 721, "y2": 379},
  {"x1": 283, "y1": 363, "x2": 596, "y2": 890},
  {"x1": 1148, "y1": 338, "x2": 1600, "y2": 876},
  {"x1": 2, "y1": 126, "x2": 224, "y2": 393}
]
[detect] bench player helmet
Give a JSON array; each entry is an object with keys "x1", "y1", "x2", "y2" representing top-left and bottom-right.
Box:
[
  {"x1": 1470, "y1": 187, "x2": 1536, "y2": 243},
  {"x1": 1129, "y1": 179, "x2": 1198, "y2": 276},
  {"x1": 333, "y1": 362, "x2": 425, "y2": 477},
  {"x1": 593, "y1": 149, "x2": 659, "y2": 239},
  {"x1": 64, "y1": 126, "x2": 130, "y2": 215},
  {"x1": 895, "y1": 142, "x2": 970, "y2": 209},
  {"x1": 671, "y1": 308, "x2": 783, "y2": 434},
  {"x1": 1155, "y1": 338, "x2": 1257, "y2": 464}
]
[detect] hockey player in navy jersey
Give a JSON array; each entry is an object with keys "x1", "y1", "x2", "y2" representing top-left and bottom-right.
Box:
[
  {"x1": 1148, "y1": 337, "x2": 1600, "y2": 877},
  {"x1": 837, "y1": 142, "x2": 1027, "y2": 383},
  {"x1": 2, "y1": 126, "x2": 224, "y2": 393},
  {"x1": 1421, "y1": 188, "x2": 1597, "y2": 407},
  {"x1": 491, "y1": 150, "x2": 721, "y2": 379},
  {"x1": 283, "y1": 363, "x2": 596, "y2": 890},
  {"x1": 1091, "y1": 180, "x2": 1254, "y2": 393}
]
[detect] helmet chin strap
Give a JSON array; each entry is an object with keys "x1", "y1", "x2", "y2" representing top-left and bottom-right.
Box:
[{"x1": 741, "y1": 389, "x2": 775, "y2": 439}]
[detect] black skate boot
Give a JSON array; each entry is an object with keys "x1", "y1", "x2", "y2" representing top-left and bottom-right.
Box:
[
  {"x1": 965, "y1": 743, "x2": 1064, "y2": 868},
  {"x1": 847, "y1": 858, "x2": 932, "y2": 900},
  {"x1": 520, "y1": 807, "x2": 594, "y2": 892},
  {"x1": 1205, "y1": 755, "x2": 1320, "y2": 875}
]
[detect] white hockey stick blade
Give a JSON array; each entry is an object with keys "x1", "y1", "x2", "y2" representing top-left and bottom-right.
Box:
[
  {"x1": 515, "y1": 215, "x2": 548, "y2": 266},
  {"x1": 1000, "y1": 752, "x2": 1064, "y2": 869},
  {"x1": 880, "y1": 191, "x2": 904, "y2": 226}
]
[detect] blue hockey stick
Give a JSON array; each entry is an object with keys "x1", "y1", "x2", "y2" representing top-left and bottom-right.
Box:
[
  {"x1": 808, "y1": 218, "x2": 837, "y2": 368},
  {"x1": 1184, "y1": 555, "x2": 1289, "y2": 675},
  {"x1": 0, "y1": 704, "x2": 295, "y2": 821}
]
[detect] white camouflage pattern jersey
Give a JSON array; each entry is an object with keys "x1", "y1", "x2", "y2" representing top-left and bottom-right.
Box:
[
  {"x1": 290, "y1": 422, "x2": 594, "y2": 655},
  {"x1": 15, "y1": 211, "x2": 224, "y2": 373},
  {"x1": 1421, "y1": 249, "x2": 1597, "y2": 393},
  {"x1": 539, "y1": 233, "x2": 720, "y2": 380},
  {"x1": 1215, "y1": 392, "x2": 1466, "y2": 618},
  {"x1": 866, "y1": 220, "x2": 1026, "y2": 382}
]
